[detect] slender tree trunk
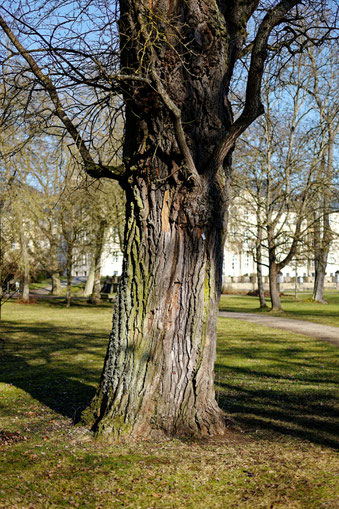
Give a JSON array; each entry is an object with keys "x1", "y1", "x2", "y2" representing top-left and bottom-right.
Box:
[
  {"x1": 22, "y1": 272, "x2": 30, "y2": 302},
  {"x1": 256, "y1": 260, "x2": 267, "y2": 308},
  {"x1": 83, "y1": 177, "x2": 227, "y2": 437},
  {"x1": 51, "y1": 271, "x2": 62, "y2": 296},
  {"x1": 83, "y1": 260, "x2": 95, "y2": 297},
  {"x1": 19, "y1": 219, "x2": 30, "y2": 302},
  {"x1": 66, "y1": 247, "x2": 73, "y2": 308},
  {"x1": 256, "y1": 222, "x2": 267, "y2": 308},
  {"x1": 313, "y1": 220, "x2": 331, "y2": 303},
  {"x1": 90, "y1": 220, "x2": 106, "y2": 305},
  {"x1": 313, "y1": 258, "x2": 327, "y2": 302},
  {"x1": 48, "y1": 240, "x2": 63, "y2": 295},
  {"x1": 312, "y1": 131, "x2": 335, "y2": 303},
  {"x1": 269, "y1": 262, "x2": 282, "y2": 311}
]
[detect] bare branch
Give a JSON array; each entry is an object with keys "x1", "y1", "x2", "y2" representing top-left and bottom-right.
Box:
[
  {"x1": 210, "y1": 0, "x2": 299, "y2": 172},
  {"x1": 0, "y1": 13, "x2": 125, "y2": 182}
]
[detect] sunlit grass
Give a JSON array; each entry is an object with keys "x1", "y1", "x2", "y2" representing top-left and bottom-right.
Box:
[
  {"x1": 0, "y1": 300, "x2": 338, "y2": 508},
  {"x1": 220, "y1": 292, "x2": 339, "y2": 327}
]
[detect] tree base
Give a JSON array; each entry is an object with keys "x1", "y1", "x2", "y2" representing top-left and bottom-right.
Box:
[{"x1": 81, "y1": 395, "x2": 226, "y2": 441}]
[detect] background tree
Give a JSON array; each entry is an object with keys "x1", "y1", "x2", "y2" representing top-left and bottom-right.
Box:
[
  {"x1": 82, "y1": 179, "x2": 125, "y2": 304},
  {"x1": 305, "y1": 43, "x2": 338, "y2": 303},
  {"x1": 0, "y1": 1, "x2": 336, "y2": 437},
  {"x1": 232, "y1": 45, "x2": 337, "y2": 311}
]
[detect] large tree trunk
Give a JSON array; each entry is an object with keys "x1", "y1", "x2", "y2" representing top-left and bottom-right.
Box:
[
  {"x1": 79, "y1": 0, "x2": 295, "y2": 437},
  {"x1": 82, "y1": 0, "x2": 235, "y2": 437},
  {"x1": 83, "y1": 177, "x2": 227, "y2": 437}
]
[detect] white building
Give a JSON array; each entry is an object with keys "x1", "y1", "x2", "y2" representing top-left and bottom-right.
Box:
[
  {"x1": 223, "y1": 196, "x2": 339, "y2": 288},
  {"x1": 76, "y1": 202, "x2": 339, "y2": 289}
]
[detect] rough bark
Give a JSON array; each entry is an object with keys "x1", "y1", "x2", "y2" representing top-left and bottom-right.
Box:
[
  {"x1": 268, "y1": 261, "x2": 283, "y2": 312},
  {"x1": 83, "y1": 175, "x2": 227, "y2": 437},
  {"x1": 80, "y1": 0, "x2": 300, "y2": 438},
  {"x1": 81, "y1": 0, "x2": 248, "y2": 437}
]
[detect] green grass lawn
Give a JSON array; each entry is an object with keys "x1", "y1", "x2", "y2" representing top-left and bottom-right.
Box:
[
  {"x1": 0, "y1": 300, "x2": 338, "y2": 508},
  {"x1": 220, "y1": 292, "x2": 339, "y2": 327}
]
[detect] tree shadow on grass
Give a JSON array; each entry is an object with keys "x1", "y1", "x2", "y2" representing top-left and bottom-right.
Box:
[
  {"x1": 29, "y1": 296, "x2": 115, "y2": 310},
  {"x1": 215, "y1": 334, "x2": 339, "y2": 449},
  {"x1": 0, "y1": 321, "x2": 107, "y2": 420}
]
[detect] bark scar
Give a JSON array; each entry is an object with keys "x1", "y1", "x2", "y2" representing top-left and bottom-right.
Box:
[{"x1": 161, "y1": 189, "x2": 171, "y2": 232}]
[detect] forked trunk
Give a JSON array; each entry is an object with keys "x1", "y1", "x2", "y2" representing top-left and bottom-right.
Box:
[
  {"x1": 83, "y1": 177, "x2": 227, "y2": 437},
  {"x1": 82, "y1": 0, "x2": 250, "y2": 437}
]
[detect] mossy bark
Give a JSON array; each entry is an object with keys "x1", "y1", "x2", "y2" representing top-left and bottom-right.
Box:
[
  {"x1": 83, "y1": 0, "x2": 250, "y2": 438},
  {"x1": 83, "y1": 176, "x2": 227, "y2": 437}
]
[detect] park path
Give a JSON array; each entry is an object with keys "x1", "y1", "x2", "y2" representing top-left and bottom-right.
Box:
[{"x1": 219, "y1": 311, "x2": 339, "y2": 346}]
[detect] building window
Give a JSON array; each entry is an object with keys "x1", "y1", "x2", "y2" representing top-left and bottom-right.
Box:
[{"x1": 232, "y1": 254, "x2": 237, "y2": 271}]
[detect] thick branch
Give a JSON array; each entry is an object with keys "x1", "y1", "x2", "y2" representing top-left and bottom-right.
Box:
[
  {"x1": 136, "y1": 13, "x2": 201, "y2": 187},
  {"x1": 210, "y1": 0, "x2": 299, "y2": 172},
  {"x1": 150, "y1": 69, "x2": 201, "y2": 185}
]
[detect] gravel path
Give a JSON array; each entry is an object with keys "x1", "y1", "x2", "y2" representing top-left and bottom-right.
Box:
[{"x1": 219, "y1": 311, "x2": 339, "y2": 346}]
